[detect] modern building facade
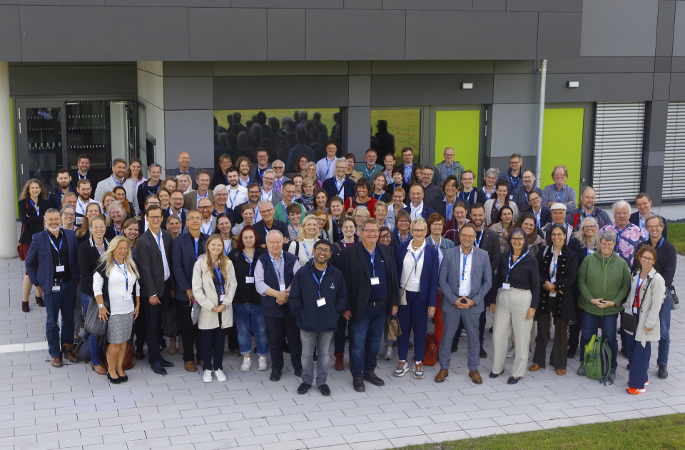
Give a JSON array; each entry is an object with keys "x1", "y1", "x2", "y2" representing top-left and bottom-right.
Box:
[{"x1": 1, "y1": 0, "x2": 684, "y2": 256}]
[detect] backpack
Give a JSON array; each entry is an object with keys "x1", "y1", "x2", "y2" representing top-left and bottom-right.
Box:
[
  {"x1": 75, "y1": 331, "x2": 92, "y2": 362},
  {"x1": 423, "y1": 334, "x2": 439, "y2": 366},
  {"x1": 584, "y1": 334, "x2": 612, "y2": 384}
]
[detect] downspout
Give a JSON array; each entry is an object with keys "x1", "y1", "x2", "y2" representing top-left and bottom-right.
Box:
[{"x1": 535, "y1": 59, "x2": 547, "y2": 188}]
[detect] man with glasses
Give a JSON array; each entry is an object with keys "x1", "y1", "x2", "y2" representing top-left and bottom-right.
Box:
[
  {"x1": 251, "y1": 148, "x2": 272, "y2": 185},
  {"x1": 435, "y1": 224, "x2": 492, "y2": 384},
  {"x1": 169, "y1": 189, "x2": 189, "y2": 232},
  {"x1": 355, "y1": 148, "x2": 383, "y2": 181},
  {"x1": 197, "y1": 198, "x2": 217, "y2": 235},
  {"x1": 272, "y1": 160, "x2": 290, "y2": 193},
  {"x1": 289, "y1": 240, "x2": 347, "y2": 396},
  {"x1": 433, "y1": 147, "x2": 464, "y2": 186},
  {"x1": 260, "y1": 170, "x2": 283, "y2": 205},
  {"x1": 316, "y1": 140, "x2": 339, "y2": 182},
  {"x1": 323, "y1": 158, "x2": 355, "y2": 202},
  {"x1": 420, "y1": 166, "x2": 443, "y2": 211},
  {"x1": 498, "y1": 153, "x2": 523, "y2": 195},
  {"x1": 234, "y1": 183, "x2": 264, "y2": 224},
  {"x1": 542, "y1": 203, "x2": 574, "y2": 246},
  {"x1": 140, "y1": 195, "x2": 161, "y2": 234},
  {"x1": 512, "y1": 169, "x2": 542, "y2": 211},
  {"x1": 253, "y1": 200, "x2": 289, "y2": 247},
  {"x1": 565, "y1": 186, "x2": 611, "y2": 229},
  {"x1": 136, "y1": 204, "x2": 175, "y2": 375},
  {"x1": 339, "y1": 219, "x2": 400, "y2": 392},
  {"x1": 274, "y1": 181, "x2": 305, "y2": 224}
]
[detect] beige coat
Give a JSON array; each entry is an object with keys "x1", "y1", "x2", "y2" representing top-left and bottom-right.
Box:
[
  {"x1": 192, "y1": 254, "x2": 237, "y2": 330},
  {"x1": 623, "y1": 267, "x2": 665, "y2": 346}
]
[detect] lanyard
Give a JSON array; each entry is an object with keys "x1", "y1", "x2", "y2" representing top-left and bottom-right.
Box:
[
  {"x1": 256, "y1": 167, "x2": 266, "y2": 181},
  {"x1": 445, "y1": 197, "x2": 455, "y2": 221},
  {"x1": 239, "y1": 177, "x2": 250, "y2": 187},
  {"x1": 555, "y1": 185, "x2": 566, "y2": 203},
  {"x1": 399, "y1": 231, "x2": 410, "y2": 244},
  {"x1": 156, "y1": 230, "x2": 164, "y2": 256},
  {"x1": 146, "y1": 182, "x2": 160, "y2": 196},
  {"x1": 365, "y1": 246, "x2": 376, "y2": 277},
  {"x1": 494, "y1": 199, "x2": 502, "y2": 211},
  {"x1": 474, "y1": 230, "x2": 483, "y2": 248},
  {"x1": 404, "y1": 165, "x2": 411, "y2": 183},
  {"x1": 49, "y1": 232, "x2": 63, "y2": 265},
  {"x1": 261, "y1": 189, "x2": 272, "y2": 202},
  {"x1": 194, "y1": 238, "x2": 200, "y2": 259},
  {"x1": 311, "y1": 265, "x2": 328, "y2": 298},
  {"x1": 30, "y1": 199, "x2": 39, "y2": 216},
  {"x1": 243, "y1": 251, "x2": 255, "y2": 276},
  {"x1": 270, "y1": 254, "x2": 283, "y2": 285},
  {"x1": 77, "y1": 198, "x2": 87, "y2": 215},
  {"x1": 224, "y1": 240, "x2": 232, "y2": 256},
  {"x1": 460, "y1": 190, "x2": 473, "y2": 203},
  {"x1": 551, "y1": 251, "x2": 559, "y2": 282},
  {"x1": 506, "y1": 250, "x2": 530, "y2": 283},
  {"x1": 115, "y1": 260, "x2": 129, "y2": 291},
  {"x1": 224, "y1": 173, "x2": 229, "y2": 185},
  {"x1": 446, "y1": 163, "x2": 453, "y2": 177},
  {"x1": 332, "y1": 219, "x2": 341, "y2": 238},
  {"x1": 633, "y1": 276, "x2": 644, "y2": 311},
  {"x1": 510, "y1": 175, "x2": 520, "y2": 190},
  {"x1": 79, "y1": 172, "x2": 87, "y2": 180},
  {"x1": 289, "y1": 223, "x2": 298, "y2": 239},
  {"x1": 111, "y1": 175, "x2": 123, "y2": 187},
  {"x1": 214, "y1": 262, "x2": 225, "y2": 295},
  {"x1": 95, "y1": 240, "x2": 106, "y2": 256},
  {"x1": 325, "y1": 158, "x2": 334, "y2": 178},
  {"x1": 533, "y1": 208, "x2": 541, "y2": 228},
  {"x1": 410, "y1": 247, "x2": 424, "y2": 275},
  {"x1": 201, "y1": 221, "x2": 212, "y2": 235},
  {"x1": 335, "y1": 178, "x2": 344, "y2": 194},
  {"x1": 342, "y1": 241, "x2": 352, "y2": 248},
  {"x1": 655, "y1": 237, "x2": 664, "y2": 250},
  {"x1": 484, "y1": 186, "x2": 495, "y2": 199},
  {"x1": 461, "y1": 251, "x2": 469, "y2": 280},
  {"x1": 228, "y1": 189, "x2": 239, "y2": 208},
  {"x1": 372, "y1": 192, "x2": 383, "y2": 200},
  {"x1": 615, "y1": 224, "x2": 628, "y2": 251},
  {"x1": 365, "y1": 165, "x2": 375, "y2": 179}
]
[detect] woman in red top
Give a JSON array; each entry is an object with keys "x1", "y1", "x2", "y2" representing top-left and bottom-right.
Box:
[{"x1": 344, "y1": 178, "x2": 377, "y2": 218}]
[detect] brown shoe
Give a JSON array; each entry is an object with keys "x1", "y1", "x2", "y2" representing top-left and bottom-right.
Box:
[
  {"x1": 334, "y1": 352, "x2": 344, "y2": 372},
  {"x1": 51, "y1": 357, "x2": 62, "y2": 367},
  {"x1": 168, "y1": 338, "x2": 177, "y2": 355},
  {"x1": 435, "y1": 369, "x2": 449, "y2": 383},
  {"x1": 35, "y1": 296, "x2": 45, "y2": 307},
  {"x1": 91, "y1": 363, "x2": 107, "y2": 374},
  {"x1": 185, "y1": 361, "x2": 196, "y2": 372},
  {"x1": 21, "y1": 302, "x2": 30, "y2": 313},
  {"x1": 529, "y1": 364, "x2": 540, "y2": 372},
  {"x1": 557, "y1": 369, "x2": 566, "y2": 376},
  {"x1": 62, "y1": 344, "x2": 79, "y2": 362},
  {"x1": 469, "y1": 370, "x2": 483, "y2": 384}
]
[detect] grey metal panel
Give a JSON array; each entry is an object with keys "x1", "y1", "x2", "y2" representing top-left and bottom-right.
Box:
[
  {"x1": 268, "y1": 9, "x2": 306, "y2": 61},
  {"x1": 537, "y1": 13, "x2": 582, "y2": 59},
  {"x1": 188, "y1": 8, "x2": 267, "y2": 61},
  {"x1": 19, "y1": 6, "x2": 190, "y2": 61},
  {"x1": 494, "y1": 61, "x2": 539, "y2": 74},
  {"x1": 382, "y1": 0, "x2": 471, "y2": 10},
  {"x1": 370, "y1": 74, "x2": 494, "y2": 107},
  {"x1": 344, "y1": 0, "x2": 382, "y2": 8},
  {"x1": 653, "y1": 72, "x2": 672, "y2": 101},
  {"x1": 492, "y1": 74, "x2": 539, "y2": 104},
  {"x1": 547, "y1": 57, "x2": 656, "y2": 73},
  {"x1": 581, "y1": 0, "x2": 659, "y2": 57},
  {"x1": 643, "y1": 165, "x2": 664, "y2": 205},
  {"x1": 0, "y1": 6, "x2": 21, "y2": 62},
  {"x1": 372, "y1": 60, "x2": 495, "y2": 74},
  {"x1": 232, "y1": 0, "x2": 342, "y2": 7},
  {"x1": 0, "y1": 0, "x2": 59, "y2": 4},
  {"x1": 506, "y1": 0, "x2": 582, "y2": 12},
  {"x1": 345, "y1": 107, "x2": 371, "y2": 159},
  {"x1": 405, "y1": 11, "x2": 538, "y2": 60},
  {"x1": 672, "y1": 57, "x2": 685, "y2": 72},
  {"x1": 164, "y1": 77, "x2": 213, "y2": 110},
  {"x1": 546, "y1": 73, "x2": 655, "y2": 103},
  {"x1": 489, "y1": 104, "x2": 539, "y2": 159},
  {"x1": 472, "y1": 0, "x2": 506, "y2": 12},
  {"x1": 349, "y1": 61, "x2": 372, "y2": 75},
  {"x1": 349, "y1": 75, "x2": 371, "y2": 107},
  {"x1": 655, "y1": 56, "x2": 673, "y2": 73},
  {"x1": 9, "y1": 64, "x2": 137, "y2": 96},
  {"x1": 105, "y1": 0, "x2": 229, "y2": 5},
  {"x1": 213, "y1": 76, "x2": 348, "y2": 109},
  {"x1": 163, "y1": 62, "x2": 214, "y2": 77},
  {"x1": 655, "y1": 0, "x2": 676, "y2": 57},
  {"x1": 645, "y1": 100, "x2": 668, "y2": 156},
  {"x1": 672, "y1": 2, "x2": 685, "y2": 56},
  {"x1": 669, "y1": 73, "x2": 685, "y2": 99},
  {"x1": 305, "y1": 9, "x2": 405, "y2": 60},
  {"x1": 213, "y1": 61, "x2": 348, "y2": 76},
  {"x1": 62, "y1": 0, "x2": 106, "y2": 5},
  {"x1": 165, "y1": 110, "x2": 215, "y2": 170}
]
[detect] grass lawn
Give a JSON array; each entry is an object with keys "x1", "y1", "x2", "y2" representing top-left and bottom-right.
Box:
[
  {"x1": 399, "y1": 413, "x2": 685, "y2": 450},
  {"x1": 371, "y1": 109, "x2": 422, "y2": 163},
  {"x1": 667, "y1": 222, "x2": 685, "y2": 255}
]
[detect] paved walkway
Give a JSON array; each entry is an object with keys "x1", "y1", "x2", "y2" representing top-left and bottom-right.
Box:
[{"x1": 0, "y1": 255, "x2": 683, "y2": 450}]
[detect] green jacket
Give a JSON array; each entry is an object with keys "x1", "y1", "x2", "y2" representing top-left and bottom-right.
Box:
[
  {"x1": 274, "y1": 201, "x2": 305, "y2": 225},
  {"x1": 577, "y1": 251, "x2": 632, "y2": 316}
]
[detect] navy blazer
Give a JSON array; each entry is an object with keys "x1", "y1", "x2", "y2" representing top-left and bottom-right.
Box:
[
  {"x1": 322, "y1": 177, "x2": 356, "y2": 201},
  {"x1": 402, "y1": 205, "x2": 436, "y2": 221},
  {"x1": 171, "y1": 232, "x2": 208, "y2": 301},
  {"x1": 522, "y1": 206, "x2": 552, "y2": 229},
  {"x1": 629, "y1": 211, "x2": 667, "y2": 240},
  {"x1": 26, "y1": 229, "x2": 80, "y2": 292},
  {"x1": 395, "y1": 241, "x2": 440, "y2": 307}
]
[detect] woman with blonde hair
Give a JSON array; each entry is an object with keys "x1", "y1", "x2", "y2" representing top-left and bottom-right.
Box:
[
  {"x1": 93, "y1": 236, "x2": 140, "y2": 383},
  {"x1": 288, "y1": 215, "x2": 320, "y2": 265}
]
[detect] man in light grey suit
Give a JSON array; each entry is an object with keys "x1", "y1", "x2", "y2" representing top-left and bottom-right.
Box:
[{"x1": 436, "y1": 224, "x2": 492, "y2": 384}]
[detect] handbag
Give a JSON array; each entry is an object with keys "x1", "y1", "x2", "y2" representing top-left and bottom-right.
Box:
[
  {"x1": 620, "y1": 312, "x2": 639, "y2": 333},
  {"x1": 85, "y1": 297, "x2": 108, "y2": 337},
  {"x1": 385, "y1": 314, "x2": 402, "y2": 341},
  {"x1": 423, "y1": 333, "x2": 439, "y2": 366},
  {"x1": 191, "y1": 300, "x2": 201, "y2": 325},
  {"x1": 669, "y1": 285, "x2": 679, "y2": 311}
]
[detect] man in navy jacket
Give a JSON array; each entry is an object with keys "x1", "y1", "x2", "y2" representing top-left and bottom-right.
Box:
[
  {"x1": 289, "y1": 240, "x2": 347, "y2": 396},
  {"x1": 26, "y1": 209, "x2": 81, "y2": 367},
  {"x1": 403, "y1": 184, "x2": 436, "y2": 221},
  {"x1": 171, "y1": 209, "x2": 207, "y2": 372},
  {"x1": 322, "y1": 158, "x2": 356, "y2": 202}
]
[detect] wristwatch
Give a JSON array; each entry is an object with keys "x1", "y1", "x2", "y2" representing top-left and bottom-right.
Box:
[{"x1": 98, "y1": 304, "x2": 105, "y2": 309}]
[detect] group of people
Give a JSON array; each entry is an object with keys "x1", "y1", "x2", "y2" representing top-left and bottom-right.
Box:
[{"x1": 19, "y1": 145, "x2": 676, "y2": 397}]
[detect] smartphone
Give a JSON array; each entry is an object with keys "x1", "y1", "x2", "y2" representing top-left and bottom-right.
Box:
[
  {"x1": 460, "y1": 299, "x2": 468, "y2": 304},
  {"x1": 75, "y1": 216, "x2": 83, "y2": 226}
]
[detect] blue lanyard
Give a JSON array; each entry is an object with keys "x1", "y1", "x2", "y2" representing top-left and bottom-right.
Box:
[
  {"x1": 533, "y1": 208, "x2": 541, "y2": 228},
  {"x1": 194, "y1": 238, "x2": 199, "y2": 259},
  {"x1": 156, "y1": 230, "x2": 164, "y2": 254},
  {"x1": 270, "y1": 254, "x2": 283, "y2": 285},
  {"x1": 410, "y1": 247, "x2": 424, "y2": 275},
  {"x1": 214, "y1": 262, "x2": 224, "y2": 295},
  {"x1": 146, "y1": 183, "x2": 159, "y2": 196},
  {"x1": 228, "y1": 189, "x2": 239, "y2": 208},
  {"x1": 365, "y1": 246, "x2": 376, "y2": 277},
  {"x1": 326, "y1": 158, "x2": 334, "y2": 178},
  {"x1": 474, "y1": 230, "x2": 483, "y2": 248},
  {"x1": 404, "y1": 165, "x2": 411, "y2": 183},
  {"x1": 224, "y1": 240, "x2": 232, "y2": 257},
  {"x1": 495, "y1": 199, "x2": 501, "y2": 210},
  {"x1": 399, "y1": 232, "x2": 410, "y2": 244},
  {"x1": 335, "y1": 178, "x2": 344, "y2": 194},
  {"x1": 551, "y1": 252, "x2": 559, "y2": 280},
  {"x1": 510, "y1": 175, "x2": 520, "y2": 190},
  {"x1": 460, "y1": 190, "x2": 473, "y2": 203},
  {"x1": 446, "y1": 164, "x2": 453, "y2": 176},
  {"x1": 115, "y1": 260, "x2": 129, "y2": 291},
  {"x1": 461, "y1": 251, "x2": 469, "y2": 280},
  {"x1": 301, "y1": 241, "x2": 312, "y2": 260},
  {"x1": 49, "y1": 233, "x2": 63, "y2": 264},
  {"x1": 243, "y1": 251, "x2": 254, "y2": 276},
  {"x1": 114, "y1": 226, "x2": 121, "y2": 236},
  {"x1": 365, "y1": 165, "x2": 375, "y2": 179},
  {"x1": 261, "y1": 189, "x2": 272, "y2": 202},
  {"x1": 311, "y1": 265, "x2": 328, "y2": 298},
  {"x1": 201, "y1": 221, "x2": 212, "y2": 235},
  {"x1": 484, "y1": 186, "x2": 495, "y2": 200},
  {"x1": 633, "y1": 276, "x2": 644, "y2": 312},
  {"x1": 506, "y1": 250, "x2": 530, "y2": 283},
  {"x1": 79, "y1": 172, "x2": 87, "y2": 180},
  {"x1": 372, "y1": 192, "x2": 382, "y2": 200},
  {"x1": 332, "y1": 219, "x2": 341, "y2": 238},
  {"x1": 95, "y1": 240, "x2": 106, "y2": 256},
  {"x1": 257, "y1": 167, "x2": 266, "y2": 180},
  {"x1": 289, "y1": 223, "x2": 298, "y2": 239},
  {"x1": 655, "y1": 237, "x2": 664, "y2": 250},
  {"x1": 615, "y1": 225, "x2": 628, "y2": 251},
  {"x1": 555, "y1": 186, "x2": 566, "y2": 203},
  {"x1": 446, "y1": 198, "x2": 455, "y2": 221},
  {"x1": 30, "y1": 199, "x2": 39, "y2": 216},
  {"x1": 111, "y1": 175, "x2": 123, "y2": 187}
]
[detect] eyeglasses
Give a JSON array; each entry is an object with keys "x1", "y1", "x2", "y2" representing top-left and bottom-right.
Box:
[
  {"x1": 148, "y1": 216, "x2": 163, "y2": 221},
  {"x1": 412, "y1": 228, "x2": 427, "y2": 233},
  {"x1": 198, "y1": 206, "x2": 212, "y2": 210},
  {"x1": 583, "y1": 225, "x2": 597, "y2": 229},
  {"x1": 461, "y1": 234, "x2": 476, "y2": 239},
  {"x1": 510, "y1": 237, "x2": 525, "y2": 242},
  {"x1": 640, "y1": 256, "x2": 655, "y2": 262},
  {"x1": 273, "y1": 166, "x2": 284, "y2": 170},
  {"x1": 364, "y1": 229, "x2": 379, "y2": 234},
  {"x1": 261, "y1": 208, "x2": 274, "y2": 213},
  {"x1": 315, "y1": 248, "x2": 331, "y2": 254}
]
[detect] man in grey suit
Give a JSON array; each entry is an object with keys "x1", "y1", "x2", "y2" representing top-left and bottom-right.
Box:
[{"x1": 436, "y1": 224, "x2": 492, "y2": 384}]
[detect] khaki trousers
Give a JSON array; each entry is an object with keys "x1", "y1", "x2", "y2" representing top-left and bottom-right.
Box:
[{"x1": 492, "y1": 288, "x2": 534, "y2": 378}]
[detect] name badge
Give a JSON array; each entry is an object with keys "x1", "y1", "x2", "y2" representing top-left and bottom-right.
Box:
[
  {"x1": 52, "y1": 285, "x2": 61, "y2": 292},
  {"x1": 56, "y1": 265, "x2": 65, "y2": 273},
  {"x1": 245, "y1": 276, "x2": 255, "y2": 284},
  {"x1": 279, "y1": 283, "x2": 286, "y2": 291},
  {"x1": 124, "y1": 294, "x2": 133, "y2": 303},
  {"x1": 502, "y1": 283, "x2": 511, "y2": 290},
  {"x1": 509, "y1": 195, "x2": 514, "y2": 200},
  {"x1": 370, "y1": 277, "x2": 380, "y2": 285},
  {"x1": 219, "y1": 295, "x2": 226, "y2": 304},
  {"x1": 411, "y1": 277, "x2": 420, "y2": 284},
  {"x1": 317, "y1": 298, "x2": 326, "y2": 307}
]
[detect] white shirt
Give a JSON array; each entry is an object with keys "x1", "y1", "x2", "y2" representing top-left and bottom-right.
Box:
[
  {"x1": 402, "y1": 241, "x2": 426, "y2": 293},
  {"x1": 291, "y1": 238, "x2": 316, "y2": 266},
  {"x1": 150, "y1": 229, "x2": 171, "y2": 281},
  {"x1": 227, "y1": 185, "x2": 248, "y2": 209},
  {"x1": 317, "y1": 157, "x2": 337, "y2": 181},
  {"x1": 333, "y1": 176, "x2": 346, "y2": 200},
  {"x1": 93, "y1": 265, "x2": 140, "y2": 315},
  {"x1": 458, "y1": 247, "x2": 473, "y2": 297},
  {"x1": 201, "y1": 218, "x2": 213, "y2": 235},
  {"x1": 410, "y1": 201, "x2": 424, "y2": 220}
]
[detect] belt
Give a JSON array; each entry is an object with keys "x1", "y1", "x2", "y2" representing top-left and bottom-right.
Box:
[
  {"x1": 368, "y1": 299, "x2": 386, "y2": 307},
  {"x1": 54, "y1": 277, "x2": 71, "y2": 284}
]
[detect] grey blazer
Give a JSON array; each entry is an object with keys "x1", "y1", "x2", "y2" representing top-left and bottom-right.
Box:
[{"x1": 439, "y1": 246, "x2": 492, "y2": 314}]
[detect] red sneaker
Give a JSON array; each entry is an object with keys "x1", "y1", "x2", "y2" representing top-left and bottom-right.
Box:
[{"x1": 626, "y1": 387, "x2": 645, "y2": 395}]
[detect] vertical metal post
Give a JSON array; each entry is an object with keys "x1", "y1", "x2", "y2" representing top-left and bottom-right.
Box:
[{"x1": 535, "y1": 59, "x2": 548, "y2": 188}]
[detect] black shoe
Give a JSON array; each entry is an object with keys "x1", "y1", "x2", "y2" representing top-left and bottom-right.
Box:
[
  {"x1": 294, "y1": 370, "x2": 302, "y2": 377},
  {"x1": 160, "y1": 359, "x2": 174, "y2": 368},
  {"x1": 119, "y1": 375, "x2": 129, "y2": 383},
  {"x1": 297, "y1": 383, "x2": 311, "y2": 394},
  {"x1": 507, "y1": 376, "x2": 520, "y2": 385},
  {"x1": 567, "y1": 348, "x2": 576, "y2": 359},
  {"x1": 270, "y1": 371, "x2": 281, "y2": 382},
  {"x1": 151, "y1": 362, "x2": 167, "y2": 375},
  {"x1": 318, "y1": 384, "x2": 331, "y2": 396},
  {"x1": 658, "y1": 365, "x2": 668, "y2": 379},
  {"x1": 489, "y1": 371, "x2": 502, "y2": 379},
  {"x1": 479, "y1": 346, "x2": 487, "y2": 358},
  {"x1": 450, "y1": 343, "x2": 459, "y2": 353},
  {"x1": 353, "y1": 376, "x2": 365, "y2": 392},
  {"x1": 107, "y1": 372, "x2": 121, "y2": 384},
  {"x1": 363, "y1": 372, "x2": 385, "y2": 386}
]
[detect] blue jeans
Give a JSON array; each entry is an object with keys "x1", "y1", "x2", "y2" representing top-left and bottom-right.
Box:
[
  {"x1": 81, "y1": 294, "x2": 102, "y2": 366},
  {"x1": 348, "y1": 302, "x2": 385, "y2": 377},
  {"x1": 334, "y1": 315, "x2": 348, "y2": 353},
  {"x1": 580, "y1": 311, "x2": 618, "y2": 370},
  {"x1": 301, "y1": 330, "x2": 333, "y2": 386},
  {"x1": 44, "y1": 281, "x2": 77, "y2": 358},
  {"x1": 658, "y1": 288, "x2": 672, "y2": 366},
  {"x1": 233, "y1": 303, "x2": 269, "y2": 357}
]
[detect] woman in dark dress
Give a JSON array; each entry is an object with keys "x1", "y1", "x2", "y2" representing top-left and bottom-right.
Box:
[{"x1": 19, "y1": 179, "x2": 49, "y2": 312}]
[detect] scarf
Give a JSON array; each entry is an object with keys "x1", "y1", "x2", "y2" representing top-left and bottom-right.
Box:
[
  {"x1": 410, "y1": 201, "x2": 423, "y2": 220},
  {"x1": 300, "y1": 193, "x2": 315, "y2": 210}
]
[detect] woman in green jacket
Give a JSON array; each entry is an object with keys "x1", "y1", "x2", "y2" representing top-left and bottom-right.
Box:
[{"x1": 576, "y1": 229, "x2": 632, "y2": 382}]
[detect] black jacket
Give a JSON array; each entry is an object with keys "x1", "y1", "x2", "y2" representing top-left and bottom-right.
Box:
[
  {"x1": 19, "y1": 198, "x2": 49, "y2": 245},
  {"x1": 47, "y1": 186, "x2": 77, "y2": 210},
  {"x1": 228, "y1": 247, "x2": 264, "y2": 305},
  {"x1": 288, "y1": 261, "x2": 347, "y2": 333},
  {"x1": 136, "y1": 180, "x2": 162, "y2": 216},
  {"x1": 70, "y1": 170, "x2": 99, "y2": 194},
  {"x1": 136, "y1": 228, "x2": 173, "y2": 298},
  {"x1": 536, "y1": 246, "x2": 578, "y2": 324},
  {"x1": 78, "y1": 237, "x2": 109, "y2": 297},
  {"x1": 171, "y1": 232, "x2": 208, "y2": 302},
  {"x1": 253, "y1": 220, "x2": 289, "y2": 246},
  {"x1": 338, "y1": 242, "x2": 399, "y2": 321},
  {"x1": 476, "y1": 226, "x2": 502, "y2": 284},
  {"x1": 635, "y1": 238, "x2": 677, "y2": 286}
]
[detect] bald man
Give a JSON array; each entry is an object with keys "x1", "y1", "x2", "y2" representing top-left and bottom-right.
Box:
[{"x1": 168, "y1": 152, "x2": 198, "y2": 190}]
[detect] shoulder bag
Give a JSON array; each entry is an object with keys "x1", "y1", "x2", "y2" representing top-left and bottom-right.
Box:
[
  {"x1": 621, "y1": 275, "x2": 653, "y2": 334},
  {"x1": 85, "y1": 297, "x2": 108, "y2": 337}
]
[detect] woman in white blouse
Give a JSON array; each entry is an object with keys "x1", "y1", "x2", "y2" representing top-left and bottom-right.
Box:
[
  {"x1": 288, "y1": 215, "x2": 319, "y2": 265},
  {"x1": 93, "y1": 236, "x2": 140, "y2": 384}
]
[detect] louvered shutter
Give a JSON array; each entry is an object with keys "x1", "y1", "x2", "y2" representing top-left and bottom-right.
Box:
[
  {"x1": 592, "y1": 102, "x2": 645, "y2": 203},
  {"x1": 663, "y1": 101, "x2": 685, "y2": 200}
]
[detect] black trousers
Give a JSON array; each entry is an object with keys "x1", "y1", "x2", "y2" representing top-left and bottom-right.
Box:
[
  {"x1": 176, "y1": 299, "x2": 202, "y2": 363},
  {"x1": 264, "y1": 305, "x2": 302, "y2": 373},
  {"x1": 141, "y1": 281, "x2": 171, "y2": 366}
]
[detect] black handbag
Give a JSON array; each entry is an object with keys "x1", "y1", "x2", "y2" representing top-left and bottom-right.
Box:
[
  {"x1": 669, "y1": 285, "x2": 679, "y2": 311},
  {"x1": 620, "y1": 312, "x2": 639, "y2": 334}
]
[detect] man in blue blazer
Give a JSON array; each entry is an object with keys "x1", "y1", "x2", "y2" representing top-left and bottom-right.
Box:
[
  {"x1": 171, "y1": 209, "x2": 207, "y2": 373},
  {"x1": 26, "y1": 209, "x2": 81, "y2": 367},
  {"x1": 435, "y1": 224, "x2": 492, "y2": 384},
  {"x1": 322, "y1": 158, "x2": 356, "y2": 201},
  {"x1": 403, "y1": 184, "x2": 436, "y2": 221},
  {"x1": 395, "y1": 147, "x2": 417, "y2": 184}
]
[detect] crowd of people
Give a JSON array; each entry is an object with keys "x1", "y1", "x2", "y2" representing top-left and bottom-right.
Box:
[{"x1": 18, "y1": 141, "x2": 676, "y2": 397}]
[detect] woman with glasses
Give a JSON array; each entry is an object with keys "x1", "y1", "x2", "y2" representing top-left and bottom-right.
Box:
[
  {"x1": 425, "y1": 213, "x2": 455, "y2": 346},
  {"x1": 314, "y1": 211, "x2": 332, "y2": 242},
  {"x1": 352, "y1": 207, "x2": 371, "y2": 236},
  {"x1": 392, "y1": 210, "x2": 412, "y2": 253},
  {"x1": 296, "y1": 177, "x2": 316, "y2": 211},
  {"x1": 379, "y1": 226, "x2": 393, "y2": 248},
  {"x1": 490, "y1": 228, "x2": 540, "y2": 384},
  {"x1": 328, "y1": 197, "x2": 346, "y2": 243},
  {"x1": 374, "y1": 201, "x2": 390, "y2": 230},
  {"x1": 521, "y1": 190, "x2": 551, "y2": 230},
  {"x1": 393, "y1": 217, "x2": 439, "y2": 379}
]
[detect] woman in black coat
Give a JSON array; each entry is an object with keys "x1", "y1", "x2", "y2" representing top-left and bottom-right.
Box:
[
  {"x1": 530, "y1": 224, "x2": 578, "y2": 375},
  {"x1": 19, "y1": 178, "x2": 49, "y2": 312}
]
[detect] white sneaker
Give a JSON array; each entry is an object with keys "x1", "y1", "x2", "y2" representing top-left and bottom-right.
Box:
[
  {"x1": 215, "y1": 369, "x2": 226, "y2": 382},
  {"x1": 203, "y1": 370, "x2": 212, "y2": 383},
  {"x1": 384, "y1": 345, "x2": 393, "y2": 360},
  {"x1": 240, "y1": 357, "x2": 252, "y2": 372},
  {"x1": 507, "y1": 347, "x2": 515, "y2": 358},
  {"x1": 394, "y1": 361, "x2": 410, "y2": 377},
  {"x1": 258, "y1": 355, "x2": 268, "y2": 371}
]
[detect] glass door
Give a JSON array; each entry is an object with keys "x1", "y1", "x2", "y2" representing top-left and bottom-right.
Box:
[
  {"x1": 66, "y1": 101, "x2": 111, "y2": 183},
  {"x1": 18, "y1": 103, "x2": 64, "y2": 193}
]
